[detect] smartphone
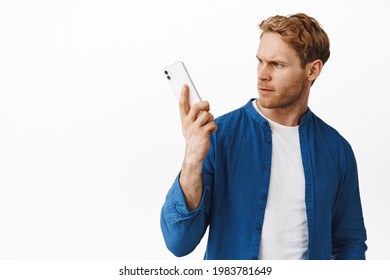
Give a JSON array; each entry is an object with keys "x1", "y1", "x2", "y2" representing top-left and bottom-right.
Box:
[{"x1": 163, "y1": 61, "x2": 202, "y2": 106}]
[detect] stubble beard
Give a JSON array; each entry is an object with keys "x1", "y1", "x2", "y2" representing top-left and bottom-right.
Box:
[{"x1": 258, "y1": 78, "x2": 309, "y2": 110}]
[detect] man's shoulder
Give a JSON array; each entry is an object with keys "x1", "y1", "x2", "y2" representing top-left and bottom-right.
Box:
[
  {"x1": 215, "y1": 100, "x2": 252, "y2": 125},
  {"x1": 213, "y1": 100, "x2": 256, "y2": 132},
  {"x1": 309, "y1": 111, "x2": 353, "y2": 151},
  {"x1": 215, "y1": 105, "x2": 246, "y2": 123}
]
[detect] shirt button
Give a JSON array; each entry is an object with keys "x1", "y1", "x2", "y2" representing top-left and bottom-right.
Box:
[
  {"x1": 260, "y1": 194, "x2": 267, "y2": 200},
  {"x1": 256, "y1": 226, "x2": 261, "y2": 232},
  {"x1": 265, "y1": 138, "x2": 271, "y2": 144},
  {"x1": 264, "y1": 165, "x2": 270, "y2": 171}
]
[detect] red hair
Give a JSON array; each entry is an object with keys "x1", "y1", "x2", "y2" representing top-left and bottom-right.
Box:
[{"x1": 259, "y1": 13, "x2": 330, "y2": 68}]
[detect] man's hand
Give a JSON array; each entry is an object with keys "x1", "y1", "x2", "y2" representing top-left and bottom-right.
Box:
[
  {"x1": 179, "y1": 85, "x2": 217, "y2": 210},
  {"x1": 179, "y1": 85, "x2": 217, "y2": 164}
]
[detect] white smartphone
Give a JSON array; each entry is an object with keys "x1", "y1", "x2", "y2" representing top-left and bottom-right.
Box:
[{"x1": 163, "y1": 61, "x2": 202, "y2": 106}]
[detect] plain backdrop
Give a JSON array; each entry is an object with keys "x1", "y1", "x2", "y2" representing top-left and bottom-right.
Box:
[{"x1": 0, "y1": 0, "x2": 389, "y2": 260}]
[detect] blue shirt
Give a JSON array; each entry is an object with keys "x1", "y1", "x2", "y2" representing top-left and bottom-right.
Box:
[{"x1": 161, "y1": 99, "x2": 367, "y2": 260}]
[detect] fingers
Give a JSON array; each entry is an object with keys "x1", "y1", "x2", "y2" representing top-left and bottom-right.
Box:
[
  {"x1": 179, "y1": 84, "x2": 216, "y2": 134},
  {"x1": 195, "y1": 111, "x2": 214, "y2": 127},
  {"x1": 188, "y1": 101, "x2": 210, "y2": 122},
  {"x1": 179, "y1": 85, "x2": 190, "y2": 121},
  {"x1": 189, "y1": 111, "x2": 217, "y2": 136},
  {"x1": 179, "y1": 84, "x2": 211, "y2": 121},
  {"x1": 203, "y1": 119, "x2": 218, "y2": 133}
]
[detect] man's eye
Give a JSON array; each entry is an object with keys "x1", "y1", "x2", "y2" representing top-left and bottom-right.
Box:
[{"x1": 272, "y1": 62, "x2": 283, "y2": 69}]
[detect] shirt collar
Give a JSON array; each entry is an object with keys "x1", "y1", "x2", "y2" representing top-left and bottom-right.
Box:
[{"x1": 244, "y1": 98, "x2": 313, "y2": 127}]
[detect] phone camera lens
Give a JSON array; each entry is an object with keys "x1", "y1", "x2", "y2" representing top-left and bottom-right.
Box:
[
  {"x1": 167, "y1": 75, "x2": 171, "y2": 80},
  {"x1": 164, "y1": 71, "x2": 168, "y2": 75}
]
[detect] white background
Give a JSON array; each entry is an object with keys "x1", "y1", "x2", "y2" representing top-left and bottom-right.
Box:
[{"x1": 0, "y1": 0, "x2": 389, "y2": 260}]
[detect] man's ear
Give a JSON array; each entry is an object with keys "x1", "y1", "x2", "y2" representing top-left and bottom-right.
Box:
[{"x1": 307, "y1": 59, "x2": 323, "y2": 83}]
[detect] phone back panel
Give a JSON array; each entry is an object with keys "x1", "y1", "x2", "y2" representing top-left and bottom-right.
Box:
[{"x1": 163, "y1": 62, "x2": 201, "y2": 106}]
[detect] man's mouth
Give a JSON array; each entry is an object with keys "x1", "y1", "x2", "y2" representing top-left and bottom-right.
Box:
[{"x1": 259, "y1": 87, "x2": 274, "y2": 92}]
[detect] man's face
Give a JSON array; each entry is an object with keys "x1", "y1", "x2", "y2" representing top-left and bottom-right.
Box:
[{"x1": 256, "y1": 32, "x2": 310, "y2": 110}]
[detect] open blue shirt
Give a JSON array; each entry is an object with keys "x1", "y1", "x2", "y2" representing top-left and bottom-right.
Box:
[{"x1": 161, "y1": 99, "x2": 367, "y2": 260}]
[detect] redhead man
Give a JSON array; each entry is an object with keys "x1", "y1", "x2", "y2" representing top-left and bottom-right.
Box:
[{"x1": 161, "y1": 13, "x2": 367, "y2": 260}]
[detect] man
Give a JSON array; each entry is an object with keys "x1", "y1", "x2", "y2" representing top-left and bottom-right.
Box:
[{"x1": 160, "y1": 13, "x2": 367, "y2": 260}]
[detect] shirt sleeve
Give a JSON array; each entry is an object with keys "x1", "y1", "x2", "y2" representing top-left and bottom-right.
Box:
[
  {"x1": 160, "y1": 134, "x2": 216, "y2": 257},
  {"x1": 331, "y1": 142, "x2": 368, "y2": 260},
  {"x1": 160, "y1": 172, "x2": 213, "y2": 257}
]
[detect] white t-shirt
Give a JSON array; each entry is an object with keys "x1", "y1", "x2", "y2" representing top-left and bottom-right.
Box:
[{"x1": 252, "y1": 100, "x2": 308, "y2": 260}]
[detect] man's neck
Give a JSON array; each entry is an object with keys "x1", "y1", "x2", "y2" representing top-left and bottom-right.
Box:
[{"x1": 255, "y1": 99, "x2": 308, "y2": 127}]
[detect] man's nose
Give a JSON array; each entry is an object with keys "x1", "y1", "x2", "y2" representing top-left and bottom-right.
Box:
[{"x1": 257, "y1": 63, "x2": 271, "y2": 81}]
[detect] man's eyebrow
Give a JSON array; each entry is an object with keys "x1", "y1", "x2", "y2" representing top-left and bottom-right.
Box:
[{"x1": 256, "y1": 55, "x2": 288, "y2": 64}]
